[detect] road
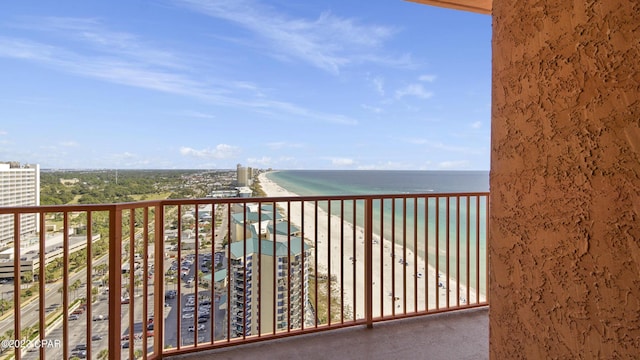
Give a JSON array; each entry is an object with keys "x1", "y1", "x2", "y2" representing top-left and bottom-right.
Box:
[
  {"x1": 0, "y1": 254, "x2": 109, "y2": 337},
  {"x1": 2, "y1": 203, "x2": 231, "y2": 358}
]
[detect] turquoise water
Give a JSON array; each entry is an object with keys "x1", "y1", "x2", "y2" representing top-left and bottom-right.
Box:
[
  {"x1": 265, "y1": 170, "x2": 489, "y2": 297},
  {"x1": 266, "y1": 170, "x2": 488, "y2": 196}
]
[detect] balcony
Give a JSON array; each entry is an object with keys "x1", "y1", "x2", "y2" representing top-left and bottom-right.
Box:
[
  {"x1": 0, "y1": 192, "x2": 488, "y2": 359},
  {"x1": 176, "y1": 307, "x2": 488, "y2": 360}
]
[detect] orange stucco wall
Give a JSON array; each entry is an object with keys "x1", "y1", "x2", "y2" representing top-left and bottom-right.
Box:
[{"x1": 490, "y1": 0, "x2": 640, "y2": 358}]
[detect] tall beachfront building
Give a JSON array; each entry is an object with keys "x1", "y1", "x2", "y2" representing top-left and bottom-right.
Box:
[
  {"x1": 228, "y1": 204, "x2": 310, "y2": 337},
  {"x1": 236, "y1": 164, "x2": 248, "y2": 187},
  {"x1": 0, "y1": 162, "x2": 40, "y2": 246},
  {"x1": 229, "y1": 237, "x2": 310, "y2": 337}
]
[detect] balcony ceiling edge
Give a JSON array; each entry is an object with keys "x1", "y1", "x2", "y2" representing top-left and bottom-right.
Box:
[{"x1": 405, "y1": 0, "x2": 492, "y2": 15}]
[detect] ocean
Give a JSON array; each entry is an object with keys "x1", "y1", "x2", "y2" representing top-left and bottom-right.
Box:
[
  {"x1": 265, "y1": 170, "x2": 489, "y2": 296},
  {"x1": 265, "y1": 170, "x2": 489, "y2": 196}
]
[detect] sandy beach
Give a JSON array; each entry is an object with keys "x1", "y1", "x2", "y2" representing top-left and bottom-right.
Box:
[{"x1": 258, "y1": 173, "x2": 479, "y2": 321}]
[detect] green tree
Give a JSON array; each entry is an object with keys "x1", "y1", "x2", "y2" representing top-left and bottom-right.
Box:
[
  {"x1": 45, "y1": 267, "x2": 58, "y2": 283},
  {"x1": 58, "y1": 287, "x2": 64, "y2": 303},
  {"x1": 0, "y1": 299, "x2": 11, "y2": 315},
  {"x1": 70, "y1": 280, "x2": 82, "y2": 300},
  {"x1": 95, "y1": 263, "x2": 108, "y2": 276},
  {"x1": 91, "y1": 286, "x2": 99, "y2": 303},
  {"x1": 22, "y1": 271, "x2": 33, "y2": 284}
]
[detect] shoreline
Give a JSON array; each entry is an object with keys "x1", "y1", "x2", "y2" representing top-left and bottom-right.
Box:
[{"x1": 257, "y1": 172, "x2": 479, "y2": 318}]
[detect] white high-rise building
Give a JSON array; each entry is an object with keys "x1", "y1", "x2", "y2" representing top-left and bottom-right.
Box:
[{"x1": 0, "y1": 162, "x2": 40, "y2": 246}]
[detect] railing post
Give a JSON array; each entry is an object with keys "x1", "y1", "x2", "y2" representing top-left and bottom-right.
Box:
[
  {"x1": 485, "y1": 194, "x2": 490, "y2": 305},
  {"x1": 364, "y1": 198, "x2": 373, "y2": 329},
  {"x1": 108, "y1": 206, "x2": 122, "y2": 360},
  {"x1": 154, "y1": 203, "x2": 165, "y2": 356},
  {"x1": 13, "y1": 214, "x2": 21, "y2": 360},
  {"x1": 63, "y1": 212, "x2": 70, "y2": 360}
]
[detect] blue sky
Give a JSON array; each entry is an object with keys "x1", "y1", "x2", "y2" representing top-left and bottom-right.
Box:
[{"x1": 0, "y1": 1, "x2": 491, "y2": 170}]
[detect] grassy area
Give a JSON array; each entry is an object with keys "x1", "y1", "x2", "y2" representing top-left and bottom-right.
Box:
[
  {"x1": 308, "y1": 272, "x2": 349, "y2": 325},
  {"x1": 130, "y1": 192, "x2": 172, "y2": 201},
  {"x1": 251, "y1": 181, "x2": 266, "y2": 197},
  {"x1": 66, "y1": 192, "x2": 172, "y2": 204}
]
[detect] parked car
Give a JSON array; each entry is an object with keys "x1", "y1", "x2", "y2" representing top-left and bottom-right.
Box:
[
  {"x1": 70, "y1": 350, "x2": 87, "y2": 359},
  {"x1": 187, "y1": 324, "x2": 206, "y2": 332},
  {"x1": 68, "y1": 314, "x2": 80, "y2": 321},
  {"x1": 165, "y1": 290, "x2": 177, "y2": 299}
]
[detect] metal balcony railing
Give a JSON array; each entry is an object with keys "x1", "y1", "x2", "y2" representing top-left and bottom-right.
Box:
[{"x1": 0, "y1": 192, "x2": 488, "y2": 359}]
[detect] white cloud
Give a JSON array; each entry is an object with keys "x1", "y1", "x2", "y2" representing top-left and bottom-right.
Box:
[
  {"x1": 0, "y1": 130, "x2": 7, "y2": 136},
  {"x1": 437, "y1": 160, "x2": 470, "y2": 169},
  {"x1": 26, "y1": 17, "x2": 187, "y2": 70},
  {"x1": 118, "y1": 152, "x2": 136, "y2": 159},
  {"x1": 179, "y1": 144, "x2": 240, "y2": 159},
  {"x1": 247, "y1": 156, "x2": 272, "y2": 166},
  {"x1": 174, "y1": 0, "x2": 408, "y2": 74},
  {"x1": 361, "y1": 104, "x2": 382, "y2": 113},
  {"x1": 60, "y1": 141, "x2": 78, "y2": 147},
  {"x1": 395, "y1": 84, "x2": 433, "y2": 99},
  {"x1": 418, "y1": 74, "x2": 437, "y2": 82},
  {"x1": 0, "y1": 35, "x2": 216, "y2": 100},
  {"x1": 0, "y1": 34, "x2": 358, "y2": 126},
  {"x1": 471, "y1": 121, "x2": 482, "y2": 129},
  {"x1": 266, "y1": 142, "x2": 286, "y2": 150},
  {"x1": 331, "y1": 157, "x2": 355, "y2": 166},
  {"x1": 372, "y1": 76, "x2": 384, "y2": 96},
  {"x1": 356, "y1": 161, "x2": 410, "y2": 170}
]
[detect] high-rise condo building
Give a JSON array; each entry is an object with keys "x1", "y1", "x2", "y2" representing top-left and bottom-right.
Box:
[
  {"x1": 228, "y1": 203, "x2": 310, "y2": 337},
  {"x1": 0, "y1": 162, "x2": 40, "y2": 246},
  {"x1": 229, "y1": 237, "x2": 310, "y2": 337},
  {"x1": 236, "y1": 164, "x2": 248, "y2": 187}
]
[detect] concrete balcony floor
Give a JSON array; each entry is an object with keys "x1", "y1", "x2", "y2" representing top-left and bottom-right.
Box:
[{"x1": 169, "y1": 307, "x2": 488, "y2": 360}]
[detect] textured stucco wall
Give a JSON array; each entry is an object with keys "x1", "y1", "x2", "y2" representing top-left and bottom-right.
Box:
[{"x1": 490, "y1": 0, "x2": 640, "y2": 358}]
